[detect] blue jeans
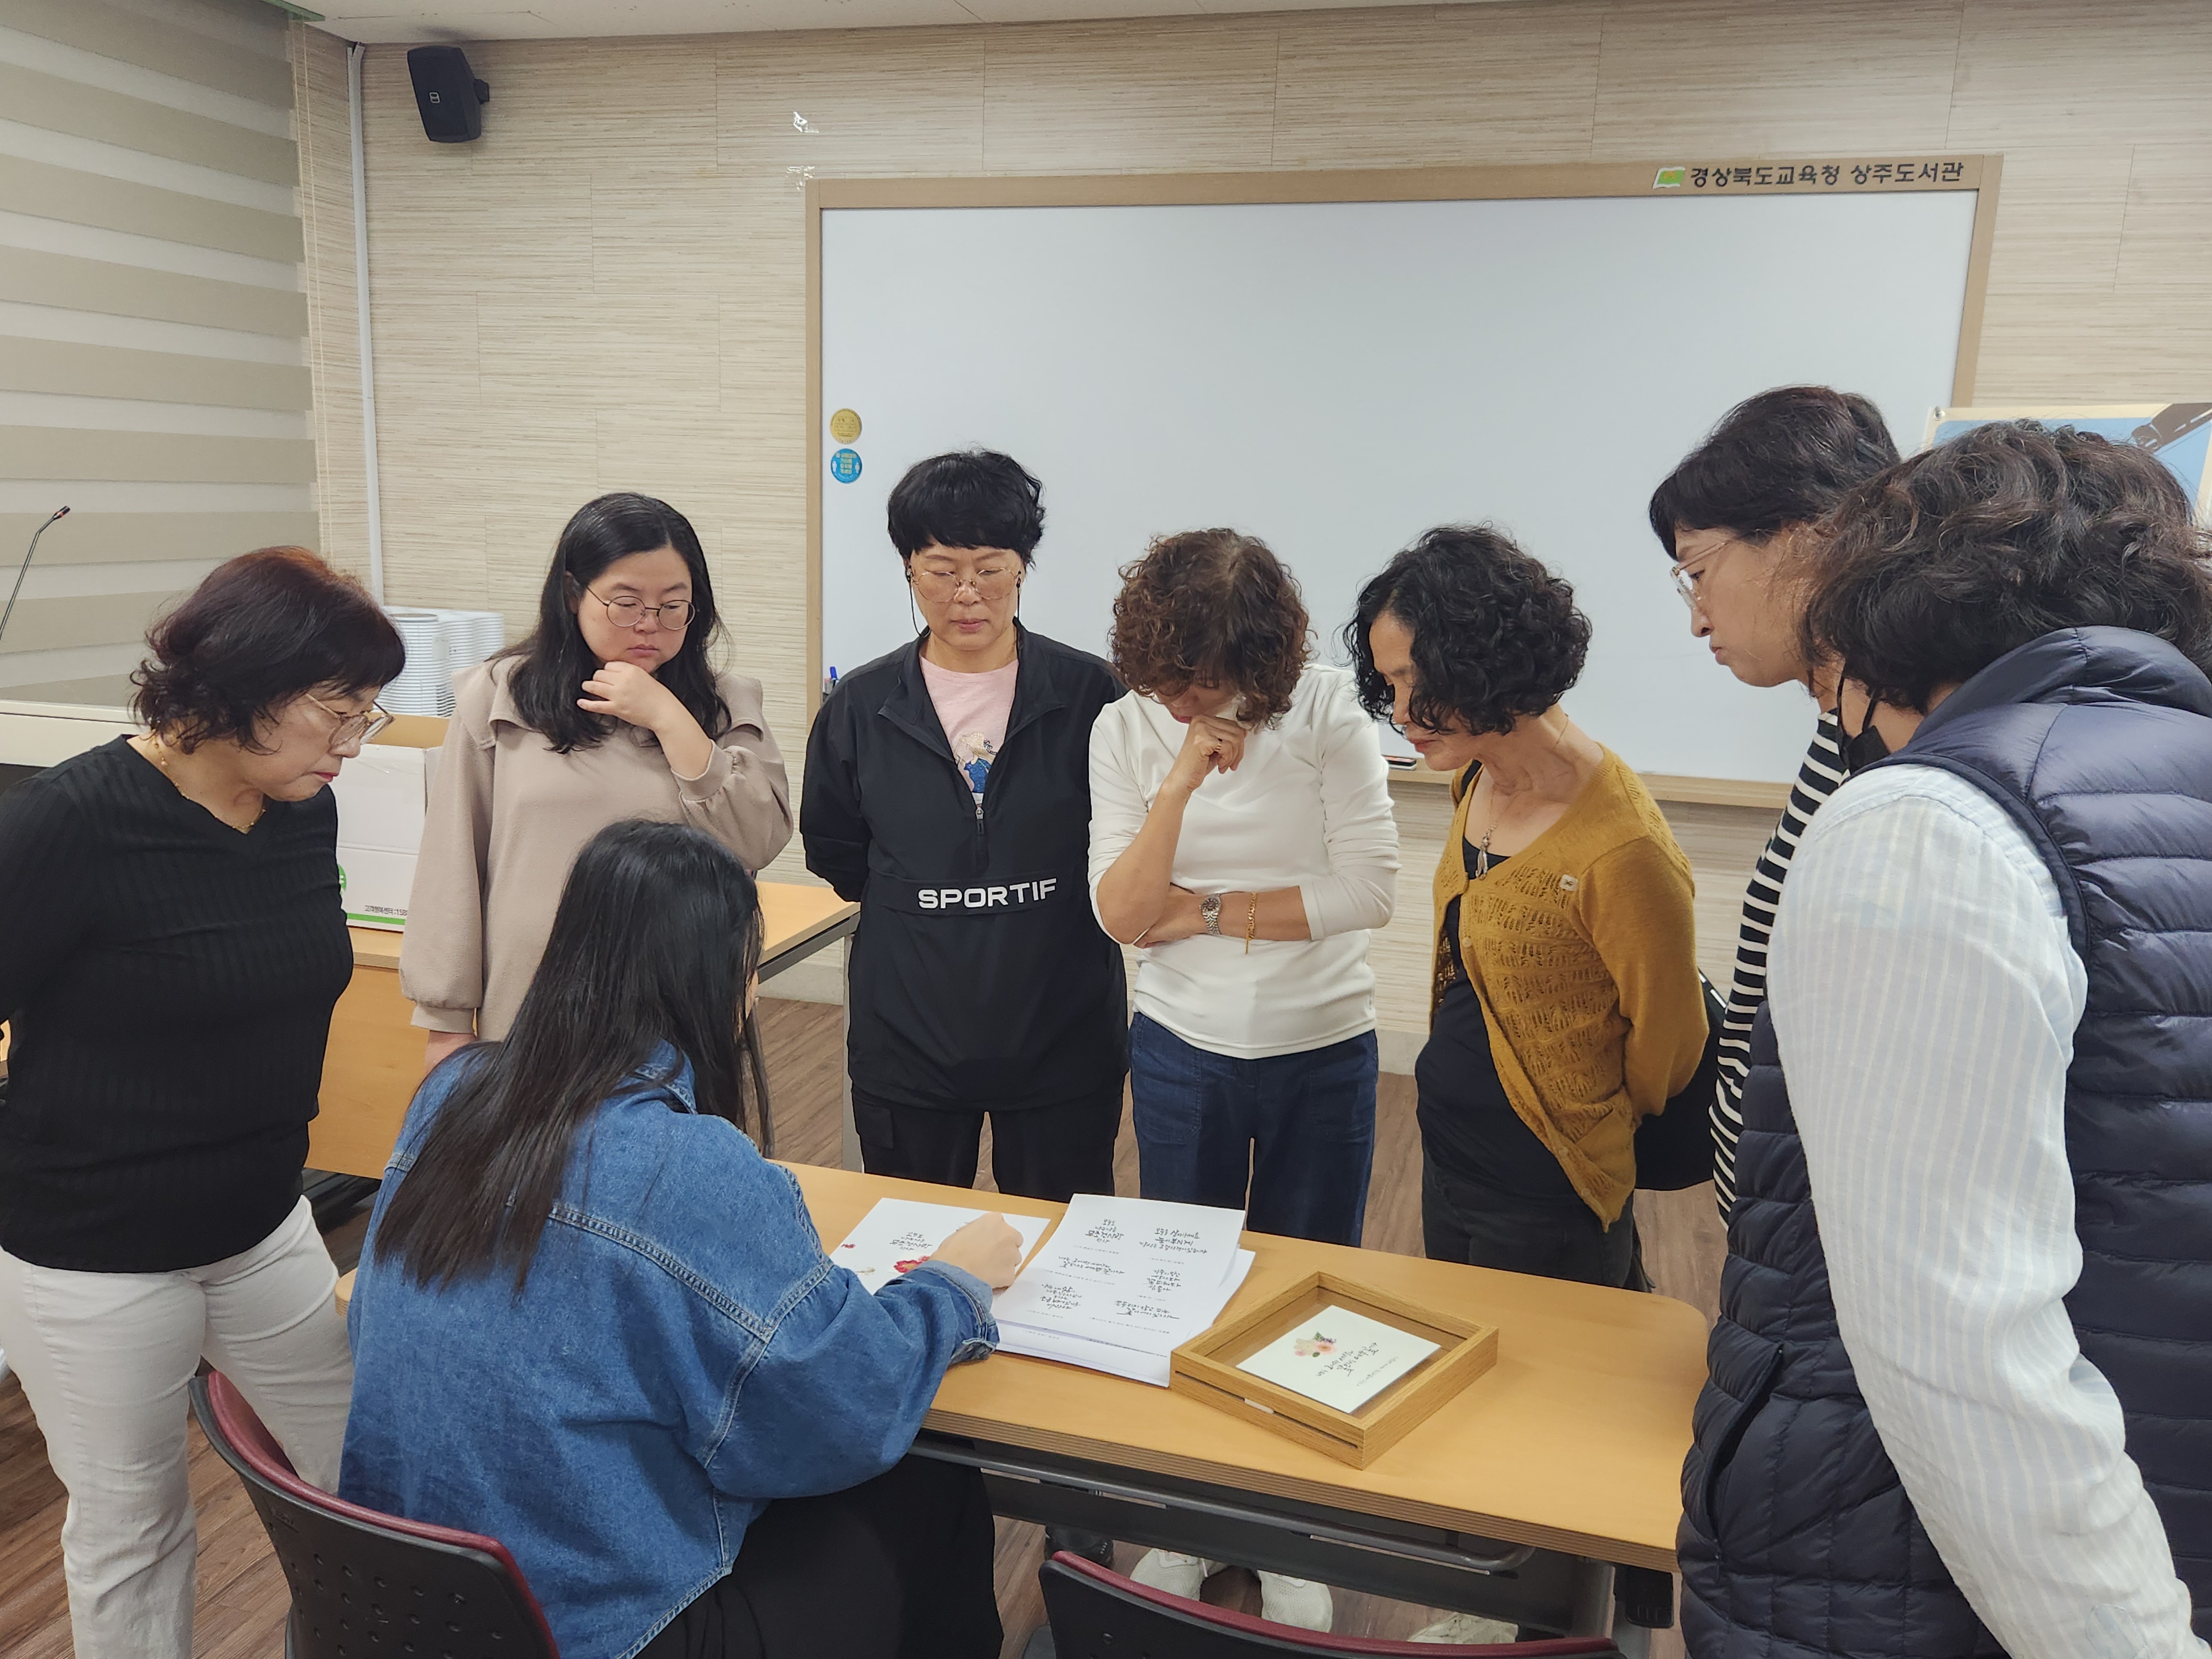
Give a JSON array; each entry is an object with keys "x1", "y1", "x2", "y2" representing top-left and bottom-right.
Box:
[{"x1": 1127, "y1": 1014, "x2": 1378, "y2": 1247}]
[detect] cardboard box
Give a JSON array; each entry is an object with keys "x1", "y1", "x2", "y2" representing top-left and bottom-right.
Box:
[{"x1": 332, "y1": 745, "x2": 427, "y2": 931}]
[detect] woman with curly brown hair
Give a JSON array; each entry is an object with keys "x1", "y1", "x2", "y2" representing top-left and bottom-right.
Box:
[
  {"x1": 1348, "y1": 526, "x2": 1707, "y2": 1293},
  {"x1": 1091, "y1": 528, "x2": 1397, "y2": 1629},
  {"x1": 1090, "y1": 529, "x2": 1399, "y2": 1240},
  {"x1": 0, "y1": 547, "x2": 400, "y2": 1659}
]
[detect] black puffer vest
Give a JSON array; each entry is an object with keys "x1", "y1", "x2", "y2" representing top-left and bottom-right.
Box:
[{"x1": 1679, "y1": 628, "x2": 2212, "y2": 1655}]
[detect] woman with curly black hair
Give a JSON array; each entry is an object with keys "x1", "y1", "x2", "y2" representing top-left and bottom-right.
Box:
[
  {"x1": 1348, "y1": 525, "x2": 1706, "y2": 1290},
  {"x1": 1091, "y1": 528, "x2": 1399, "y2": 1631}
]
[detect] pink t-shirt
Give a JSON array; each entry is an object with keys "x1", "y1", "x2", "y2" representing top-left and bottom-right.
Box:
[{"x1": 919, "y1": 654, "x2": 1019, "y2": 806}]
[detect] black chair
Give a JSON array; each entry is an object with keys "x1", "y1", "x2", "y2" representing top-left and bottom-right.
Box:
[
  {"x1": 1034, "y1": 1551, "x2": 1625, "y2": 1657},
  {"x1": 190, "y1": 1370, "x2": 560, "y2": 1658}
]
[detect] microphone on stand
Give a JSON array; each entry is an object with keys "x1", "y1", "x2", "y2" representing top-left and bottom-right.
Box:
[{"x1": 0, "y1": 505, "x2": 70, "y2": 654}]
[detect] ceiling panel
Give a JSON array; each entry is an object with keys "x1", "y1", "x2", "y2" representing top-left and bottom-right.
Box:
[{"x1": 308, "y1": 0, "x2": 1511, "y2": 43}]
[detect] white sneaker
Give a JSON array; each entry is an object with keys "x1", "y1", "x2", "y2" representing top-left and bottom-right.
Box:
[
  {"x1": 1409, "y1": 1611, "x2": 1517, "y2": 1643},
  {"x1": 1259, "y1": 1573, "x2": 1333, "y2": 1631},
  {"x1": 1128, "y1": 1551, "x2": 1217, "y2": 1599}
]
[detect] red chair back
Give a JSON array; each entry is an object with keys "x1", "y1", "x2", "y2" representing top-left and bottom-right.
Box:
[
  {"x1": 1039, "y1": 1552, "x2": 1624, "y2": 1658},
  {"x1": 190, "y1": 1370, "x2": 561, "y2": 1658}
]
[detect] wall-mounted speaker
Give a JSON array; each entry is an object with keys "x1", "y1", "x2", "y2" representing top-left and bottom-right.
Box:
[{"x1": 406, "y1": 47, "x2": 489, "y2": 143}]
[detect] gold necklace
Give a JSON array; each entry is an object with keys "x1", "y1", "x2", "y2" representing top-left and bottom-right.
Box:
[{"x1": 141, "y1": 732, "x2": 267, "y2": 833}]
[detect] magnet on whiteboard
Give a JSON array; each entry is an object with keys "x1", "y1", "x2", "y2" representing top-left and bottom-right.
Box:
[
  {"x1": 830, "y1": 408, "x2": 862, "y2": 442},
  {"x1": 831, "y1": 448, "x2": 863, "y2": 483}
]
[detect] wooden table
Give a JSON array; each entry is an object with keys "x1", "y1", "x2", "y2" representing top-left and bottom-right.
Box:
[
  {"x1": 308, "y1": 883, "x2": 858, "y2": 1180},
  {"x1": 338, "y1": 1165, "x2": 1700, "y2": 1645}
]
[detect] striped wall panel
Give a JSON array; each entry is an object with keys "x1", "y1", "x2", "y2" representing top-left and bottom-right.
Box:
[{"x1": 0, "y1": 0, "x2": 312, "y2": 706}]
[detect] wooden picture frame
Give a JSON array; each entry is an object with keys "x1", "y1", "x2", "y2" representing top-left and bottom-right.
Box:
[{"x1": 1171, "y1": 1270, "x2": 1499, "y2": 1468}]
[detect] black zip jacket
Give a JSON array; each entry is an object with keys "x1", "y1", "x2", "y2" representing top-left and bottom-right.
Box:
[{"x1": 802, "y1": 625, "x2": 1129, "y2": 1110}]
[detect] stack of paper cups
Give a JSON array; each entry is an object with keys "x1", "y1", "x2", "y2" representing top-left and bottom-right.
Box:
[
  {"x1": 382, "y1": 610, "x2": 451, "y2": 716},
  {"x1": 468, "y1": 611, "x2": 505, "y2": 669},
  {"x1": 380, "y1": 608, "x2": 510, "y2": 717}
]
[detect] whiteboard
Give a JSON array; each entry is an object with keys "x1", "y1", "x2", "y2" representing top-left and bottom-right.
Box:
[{"x1": 819, "y1": 189, "x2": 1981, "y2": 783}]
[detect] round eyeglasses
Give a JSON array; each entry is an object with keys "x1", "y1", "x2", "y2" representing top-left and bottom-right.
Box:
[
  {"x1": 1668, "y1": 538, "x2": 1745, "y2": 610},
  {"x1": 909, "y1": 564, "x2": 1021, "y2": 601},
  {"x1": 587, "y1": 589, "x2": 695, "y2": 630},
  {"x1": 302, "y1": 692, "x2": 394, "y2": 747}
]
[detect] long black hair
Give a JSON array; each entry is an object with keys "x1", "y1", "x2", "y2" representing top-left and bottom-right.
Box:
[
  {"x1": 371, "y1": 820, "x2": 764, "y2": 1292},
  {"x1": 502, "y1": 492, "x2": 731, "y2": 753}
]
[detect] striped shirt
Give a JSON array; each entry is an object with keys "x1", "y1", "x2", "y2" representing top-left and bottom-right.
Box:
[
  {"x1": 1771, "y1": 766, "x2": 2205, "y2": 1658},
  {"x1": 1710, "y1": 712, "x2": 1845, "y2": 1217}
]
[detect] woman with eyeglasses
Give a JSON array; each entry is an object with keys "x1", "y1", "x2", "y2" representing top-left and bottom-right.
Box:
[
  {"x1": 403, "y1": 493, "x2": 793, "y2": 1066},
  {"x1": 1646, "y1": 387, "x2": 1898, "y2": 1218},
  {"x1": 802, "y1": 449, "x2": 1129, "y2": 1204},
  {"x1": 0, "y1": 547, "x2": 401, "y2": 1659}
]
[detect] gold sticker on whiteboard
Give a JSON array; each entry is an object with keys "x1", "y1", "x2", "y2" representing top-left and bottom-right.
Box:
[{"x1": 829, "y1": 408, "x2": 862, "y2": 443}]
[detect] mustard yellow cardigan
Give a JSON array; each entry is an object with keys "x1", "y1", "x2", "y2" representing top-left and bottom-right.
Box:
[{"x1": 1431, "y1": 748, "x2": 1707, "y2": 1225}]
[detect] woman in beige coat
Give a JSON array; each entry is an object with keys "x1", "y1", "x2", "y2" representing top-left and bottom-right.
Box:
[{"x1": 402, "y1": 493, "x2": 793, "y2": 1065}]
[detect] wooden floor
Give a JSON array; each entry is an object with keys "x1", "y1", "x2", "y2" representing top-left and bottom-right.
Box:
[{"x1": 2, "y1": 798, "x2": 1762, "y2": 1657}]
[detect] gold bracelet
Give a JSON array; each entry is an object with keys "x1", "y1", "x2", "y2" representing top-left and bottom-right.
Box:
[{"x1": 1243, "y1": 891, "x2": 1258, "y2": 954}]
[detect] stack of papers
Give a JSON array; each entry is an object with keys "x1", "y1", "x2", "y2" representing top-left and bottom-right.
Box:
[
  {"x1": 831, "y1": 1198, "x2": 1052, "y2": 1294},
  {"x1": 992, "y1": 1194, "x2": 1254, "y2": 1387}
]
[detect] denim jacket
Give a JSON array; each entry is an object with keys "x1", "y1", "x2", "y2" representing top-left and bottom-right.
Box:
[{"x1": 339, "y1": 1047, "x2": 997, "y2": 1659}]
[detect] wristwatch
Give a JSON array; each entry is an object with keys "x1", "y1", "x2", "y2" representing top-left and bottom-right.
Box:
[{"x1": 1201, "y1": 894, "x2": 1223, "y2": 936}]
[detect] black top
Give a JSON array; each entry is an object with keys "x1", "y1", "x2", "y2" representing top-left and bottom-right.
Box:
[
  {"x1": 801, "y1": 625, "x2": 1129, "y2": 1111},
  {"x1": 0, "y1": 738, "x2": 354, "y2": 1271},
  {"x1": 1415, "y1": 841, "x2": 1584, "y2": 1207}
]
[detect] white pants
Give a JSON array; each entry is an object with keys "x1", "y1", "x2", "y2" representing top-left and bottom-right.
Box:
[{"x1": 0, "y1": 1197, "x2": 354, "y2": 1659}]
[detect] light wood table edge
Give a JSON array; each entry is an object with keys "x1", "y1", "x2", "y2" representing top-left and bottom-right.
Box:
[
  {"x1": 325, "y1": 1267, "x2": 1670, "y2": 1572},
  {"x1": 1391, "y1": 766, "x2": 1790, "y2": 811},
  {"x1": 918, "y1": 1405, "x2": 1674, "y2": 1574},
  {"x1": 757, "y1": 893, "x2": 860, "y2": 966}
]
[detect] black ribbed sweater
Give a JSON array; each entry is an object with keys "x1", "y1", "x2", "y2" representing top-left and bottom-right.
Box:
[{"x1": 0, "y1": 738, "x2": 354, "y2": 1271}]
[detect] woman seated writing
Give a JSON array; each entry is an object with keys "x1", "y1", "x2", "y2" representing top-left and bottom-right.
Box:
[{"x1": 341, "y1": 820, "x2": 1022, "y2": 1659}]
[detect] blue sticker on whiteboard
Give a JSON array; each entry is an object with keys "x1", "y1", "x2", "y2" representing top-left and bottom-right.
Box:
[{"x1": 830, "y1": 448, "x2": 863, "y2": 483}]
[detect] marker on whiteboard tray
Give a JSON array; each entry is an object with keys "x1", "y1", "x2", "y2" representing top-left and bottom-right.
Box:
[{"x1": 823, "y1": 666, "x2": 838, "y2": 697}]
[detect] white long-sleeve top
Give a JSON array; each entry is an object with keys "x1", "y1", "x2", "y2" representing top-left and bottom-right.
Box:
[
  {"x1": 1770, "y1": 763, "x2": 2207, "y2": 1659},
  {"x1": 1087, "y1": 664, "x2": 1399, "y2": 1060}
]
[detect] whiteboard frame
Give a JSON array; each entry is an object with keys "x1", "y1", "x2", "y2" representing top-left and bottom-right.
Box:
[{"x1": 805, "y1": 158, "x2": 2002, "y2": 805}]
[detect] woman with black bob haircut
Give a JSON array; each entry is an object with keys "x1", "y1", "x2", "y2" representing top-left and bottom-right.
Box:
[
  {"x1": 1680, "y1": 424, "x2": 2212, "y2": 1651},
  {"x1": 804, "y1": 449, "x2": 1129, "y2": 1206},
  {"x1": 0, "y1": 547, "x2": 400, "y2": 1659},
  {"x1": 403, "y1": 492, "x2": 791, "y2": 1070},
  {"x1": 345, "y1": 820, "x2": 1022, "y2": 1659},
  {"x1": 1348, "y1": 526, "x2": 1706, "y2": 1290},
  {"x1": 1646, "y1": 385, "x2": 1900, "y2": 1218}
]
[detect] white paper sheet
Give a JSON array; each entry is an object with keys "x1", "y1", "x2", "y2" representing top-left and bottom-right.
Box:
[
  {"x1": 1234, "y1": 1303, "x2": 1440, "y2": 1414},
  {"x1": 997, "y1": 1250, "x2": 1258, "y2": 1387},
  {"x1": 991, "y1": 1193, "x2": 1246, "y2": 1350},
  {"x1": 830, "y1": 1198, "x2": 1051, "y2": 1295}
]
